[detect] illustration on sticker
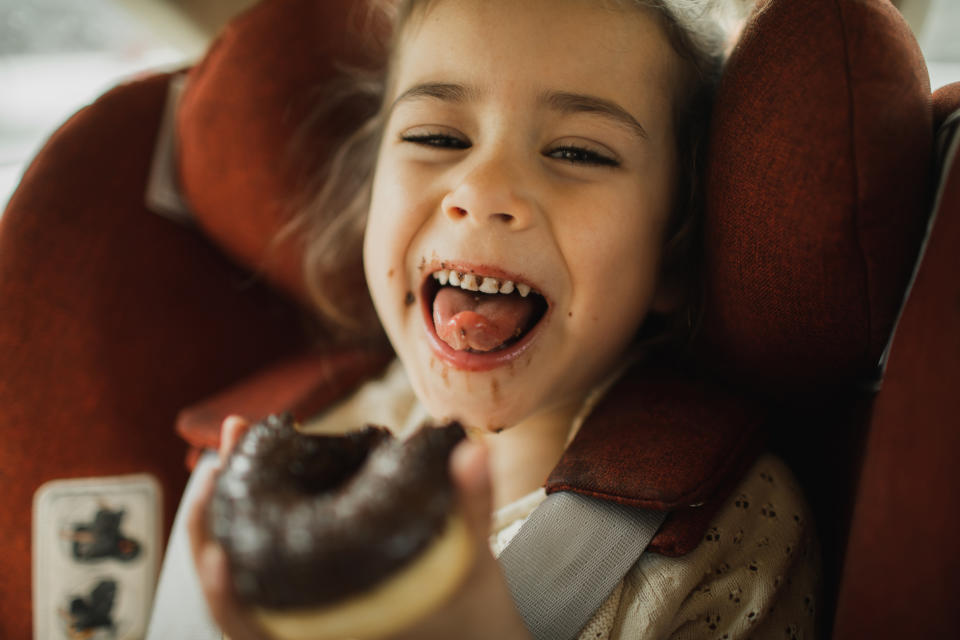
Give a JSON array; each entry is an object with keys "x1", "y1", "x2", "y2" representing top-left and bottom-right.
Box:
[
  {"x1": 59, "y1": 578, "x2": 118, "y2": 639},
  {"x1": 63, "y1": 505, "x2": 141, "y2": 563}
]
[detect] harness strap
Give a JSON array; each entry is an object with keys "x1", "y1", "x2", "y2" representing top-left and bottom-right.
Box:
[{"x1": 498, "y1": 491, "x2": 667, "y2": 640}]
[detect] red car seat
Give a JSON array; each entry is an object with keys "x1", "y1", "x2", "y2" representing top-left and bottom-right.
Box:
[{"x1": 1, "y1": 0, "x2": 956, "y2": 637}]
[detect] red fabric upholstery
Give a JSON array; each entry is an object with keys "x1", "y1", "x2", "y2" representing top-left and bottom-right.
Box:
[
  {"x1": 0, "y1": 75, "x2": 314, "y2": 639},
  {"x1": 701, "y1": 0, "x2": 932, "y2": 391},
  {"x1": 833, "y1": 100, "x2": 960, "y2": 638},
  {"x1": 933, "y1": 81, "x2": 960, "y2": 130},
  {"x1": 697, "y1": 3, "x2": 934, "y2": 616},
  {"x1": 1, "y1": 0, "x2": 949, "y2": 637},
  {"x1": 176, "y1": 346, "x2": 393, "y2": 464},
  {"x1": 177, "y1": 0, "x2": 384, "y2": 307},
  {"x1": 547, "y1": 364, "x2": 766, "y2": 556}
]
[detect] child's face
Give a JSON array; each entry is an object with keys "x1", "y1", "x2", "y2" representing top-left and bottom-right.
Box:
[{"x1": 364, "y1": 0, "x2": 684, "y2": 431}]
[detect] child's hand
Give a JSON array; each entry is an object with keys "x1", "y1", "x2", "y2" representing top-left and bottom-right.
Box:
[
  {"x1": 187, "y1": 416, "x2": 272, "y2": 640},
  {"x1": 187, "y1": 418, "x2": 531, "y2": 640},
  {"x1": 385, "y1": 440, "x2": 532, "y2": 640}
]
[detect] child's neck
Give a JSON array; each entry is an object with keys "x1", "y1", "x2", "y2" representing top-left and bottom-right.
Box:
[{"x1": 476, "y1": 396, "x2": 588, "y2": 512}]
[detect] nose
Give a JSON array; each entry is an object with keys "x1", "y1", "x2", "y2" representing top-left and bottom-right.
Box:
[{"x1": 441, "y1": 152, "x2": 537, "y2": 230}]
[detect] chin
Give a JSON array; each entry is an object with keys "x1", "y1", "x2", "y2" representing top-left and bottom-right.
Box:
[{"x1": 408, "y1": 363, "x2": 542, "y2": 434}]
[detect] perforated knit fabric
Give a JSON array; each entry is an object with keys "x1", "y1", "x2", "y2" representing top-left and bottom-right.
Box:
[
  {"x1": 577, "y1": 581, "x2": 622, "y2": 640},
  {"x1": 491, "y1": 455, "x2": 820, "y2": 640}
]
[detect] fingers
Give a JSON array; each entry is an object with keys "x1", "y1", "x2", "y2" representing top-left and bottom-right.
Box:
[
  {"x1": 219, "y1": 415, "x2": 251, "y2": 462},
  {"x1": 450, "y1": 439, "x2": 493, "y2": 541},
  {"x1": 184, "y1": 416, "x2": 272, "y2": 640},
  {"x1": 186, "y1": 463, "x2": 218, "y2": 566},
  {"x1": 196, "y1": 536, "x2": 270, "y2": 640},
  {"x1": 186, "y1": 458, "x2": 268, "y2": 640},
  {"x1": 194, "y1": 413, "x2": 250, "y2": 558},
  {"x1": 195, "y1": 544, "x2": 261, "y2": 640},
  {"x1": 196, "y1": 542, "x2": 230, "y2": 618}
]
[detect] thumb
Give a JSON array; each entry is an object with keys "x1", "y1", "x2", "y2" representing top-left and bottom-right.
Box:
[{"x1": 450, "y1": 439, "x2": 493, "y2": 540}]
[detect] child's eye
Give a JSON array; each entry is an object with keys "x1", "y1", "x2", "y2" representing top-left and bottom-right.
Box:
[
  {"x1": 546, "y1": 145, "x2": 619, "y2": 168},
  {"x1": 400, "y1": 132, "x2": 471, "y2": 150}
]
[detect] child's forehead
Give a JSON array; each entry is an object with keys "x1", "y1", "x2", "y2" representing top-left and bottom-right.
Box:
[
  {"x1": 400, "y1": 0, "x2": 667, "y2": 56},
  {"x1": 392, "y1": 0, "x2": 682, "y2": 110}
]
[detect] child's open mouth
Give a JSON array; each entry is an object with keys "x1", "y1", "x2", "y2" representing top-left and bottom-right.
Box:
[{"x1": 421, "y1": 266, "x2": 550, "y2": 370}]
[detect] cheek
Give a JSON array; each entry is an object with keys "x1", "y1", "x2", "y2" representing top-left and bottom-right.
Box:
[
  {"x1": 561, "y1": 189, "x2": 669, "y2": 343},
  {"x1": 363, "y1": 194, "x2": 389, "y2": 299},
  {"x1": 570, "y1": 186, "x2": 667, "y2": 277},
  {"x1": 364, "y1": 164, "x2": 409, "y2": 320},
  {"x1": 367, "y1": 160, "x2": 413, "y2": 251},
  {"x1": 364, "y1": 158, "x2": 441, "y2": 332},
  {"x1": 367, "y1": 161, "x2": 436, "y2": 256}
]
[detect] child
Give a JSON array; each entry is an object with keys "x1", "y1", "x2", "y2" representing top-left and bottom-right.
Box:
[{"x1": 179, "y1": 0, "x2": 820, "y2": 638}]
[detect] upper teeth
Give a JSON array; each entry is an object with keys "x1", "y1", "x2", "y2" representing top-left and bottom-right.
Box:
[{"x1": 432, "y1": 270, "x2": 532, "y2": 297}]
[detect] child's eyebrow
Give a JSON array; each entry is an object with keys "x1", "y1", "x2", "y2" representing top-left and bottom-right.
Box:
[
  {"x1": 390, "y1": 82, "x2": 648, "y2": 141},
  {"x1": 391, "y1": 82, "x2": 478, "y2": 110},
  {"x1": 540, "y1": 91, "x2": 649, "y2": 140}
]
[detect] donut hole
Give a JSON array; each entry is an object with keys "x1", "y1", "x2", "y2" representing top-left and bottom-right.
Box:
[
  {"x1": 282, "y1": 428, "x2": 389, "y2": 494},
  {"x1": 223, "y1": 416, "x2": 390, "y2": 498}
]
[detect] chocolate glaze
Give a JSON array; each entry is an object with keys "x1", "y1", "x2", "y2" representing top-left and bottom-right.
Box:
[{"x1": 209, "y1": 414, "x2": 465, "y2": 610}]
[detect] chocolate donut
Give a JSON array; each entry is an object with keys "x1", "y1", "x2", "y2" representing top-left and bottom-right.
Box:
[{"x1": 209, "y1": 414, "x2": 472, "y2": 639}]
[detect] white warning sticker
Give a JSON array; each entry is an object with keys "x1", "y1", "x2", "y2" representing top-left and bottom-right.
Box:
[{"x1": 32, "y1": 474, "x2": 162, "y2": 640}]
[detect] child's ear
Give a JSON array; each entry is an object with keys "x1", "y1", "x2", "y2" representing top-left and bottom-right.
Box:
[{"x1": 651, "y1": 270, "x2": 684, "y2": 314}]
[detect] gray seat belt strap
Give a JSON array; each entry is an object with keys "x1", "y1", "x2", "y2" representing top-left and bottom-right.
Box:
[{"x1": 497, "y1": 491, "x2": 667, "y2": 640}]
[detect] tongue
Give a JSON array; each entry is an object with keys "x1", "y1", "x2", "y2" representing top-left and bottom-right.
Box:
[{"x1": 433, "y1": 286, "x2": 536, "y2": 352}]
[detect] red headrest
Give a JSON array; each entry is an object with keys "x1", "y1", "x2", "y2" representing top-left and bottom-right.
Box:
[
  {"x1": 933, "y1": 82, "x2": 960, "y2": 131},
  {"x1": 177, "y1": 0, "x2": 384, "y2": 308},
  {"x1": 699, "y1": 0, "x2": 932, "y2": 391},
  {"x1": 177, "y1": 0, "x2": 934, "y2": 390}
]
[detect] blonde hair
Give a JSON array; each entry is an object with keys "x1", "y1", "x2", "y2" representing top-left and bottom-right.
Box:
[{"x1": 291, "y1": 0, "x2": 730, "y2": 348}]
